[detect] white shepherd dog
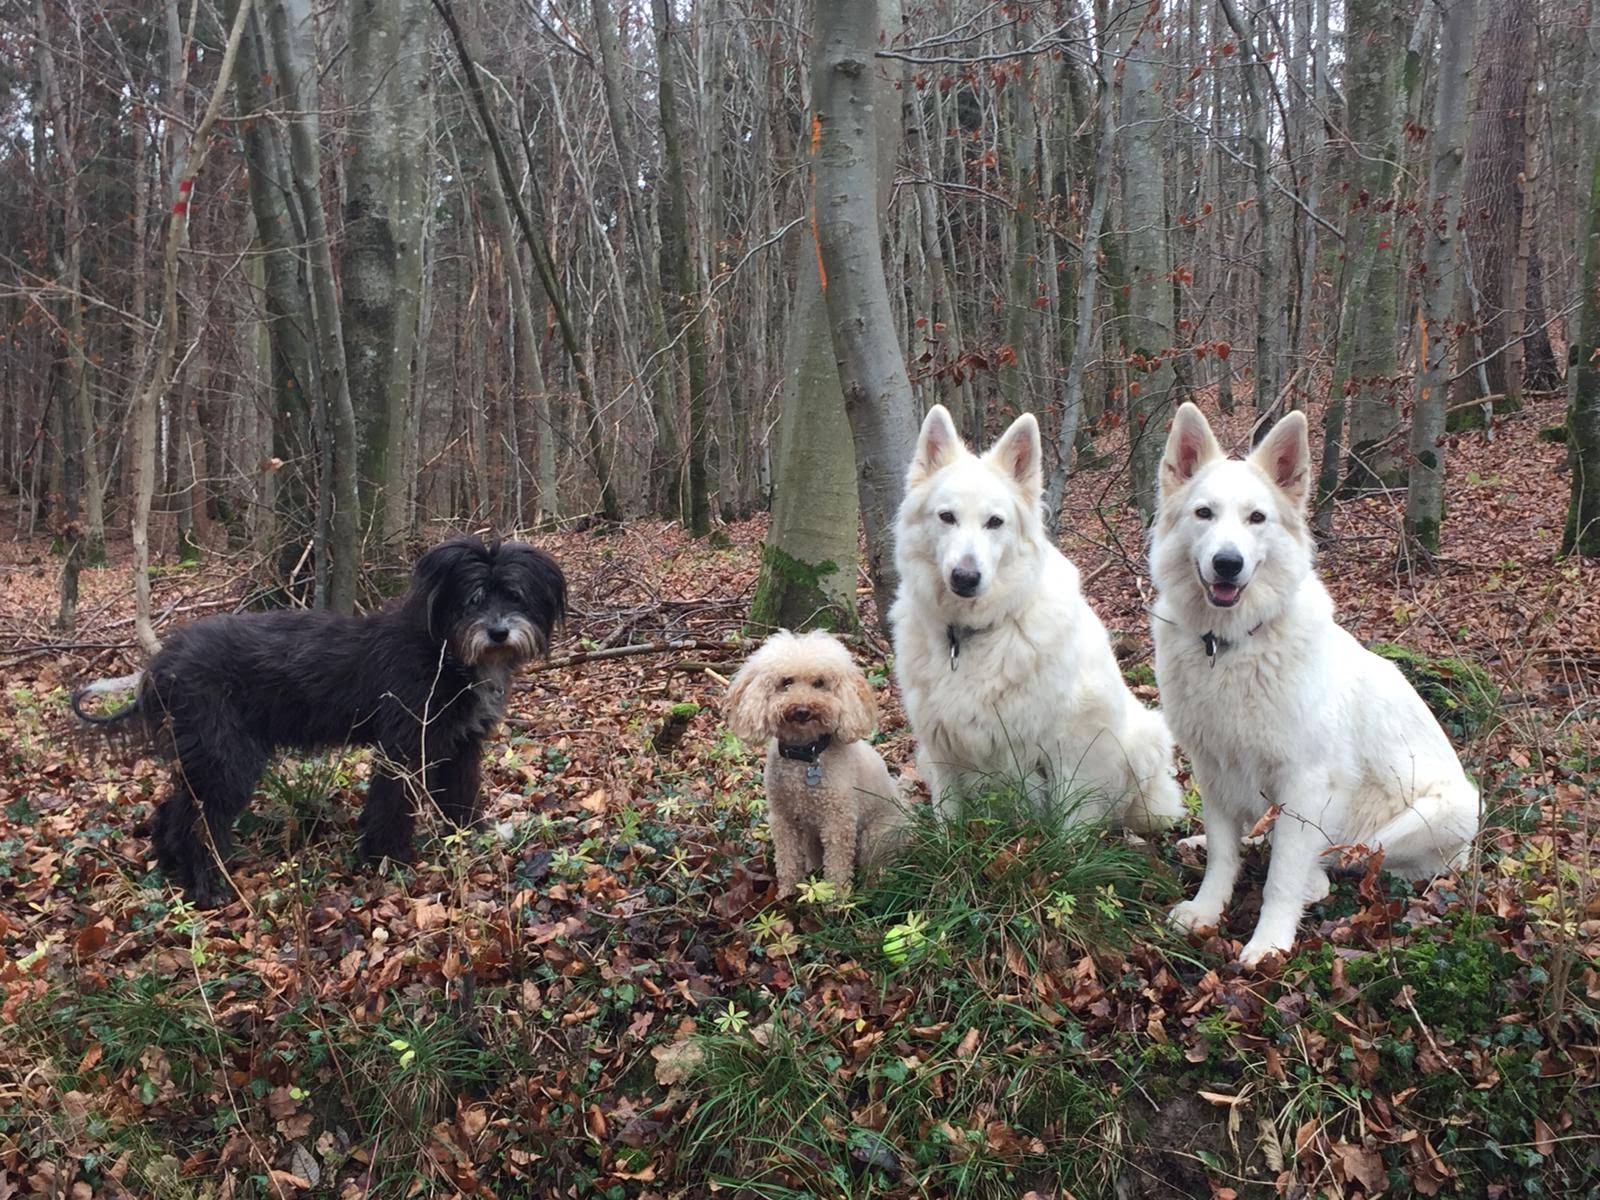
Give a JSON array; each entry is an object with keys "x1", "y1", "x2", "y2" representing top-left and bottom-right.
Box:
[
  {"x1": 890, "y1": 404, "x2": 1182, "y2": 829},
  {"x1": 1151, "y1": 403, "x2": 1480, "y2": 966}
]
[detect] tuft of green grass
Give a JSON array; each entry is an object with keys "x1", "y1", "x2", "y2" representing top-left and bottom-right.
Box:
[
  {"x1": 677, "y1": 783, "x2": 1164, "y2": 1197},
  {"x1": 338, "y1": 1010, "x2": 497, "y2": 1184},
  {"x1": 816, "y1": 779, "x2": 1178, "y2": 975}
]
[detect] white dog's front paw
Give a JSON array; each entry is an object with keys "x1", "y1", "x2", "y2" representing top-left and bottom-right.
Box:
[
  {"x1": 1238, "y1": 933, "x2": 1293, "y2": 968},
  {"x1": 1170, "y1": 900, "x2": 1222, "y2": 933}
]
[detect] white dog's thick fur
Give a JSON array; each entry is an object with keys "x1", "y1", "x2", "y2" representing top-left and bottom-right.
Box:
[
  {"x1": 890, "y1": 405, "x2": 1182, "y2": 828},
  {"x1": 726, "y1": 630, "x2": 906, "y2": 897},
  {"x1": 1151, "y1": 403, "x2": 1481, "y2": 966}
]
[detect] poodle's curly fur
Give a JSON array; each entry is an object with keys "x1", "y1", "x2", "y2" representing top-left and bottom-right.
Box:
[{"x1": 725, "y1": 631, "x2": 906, "y2": 897}]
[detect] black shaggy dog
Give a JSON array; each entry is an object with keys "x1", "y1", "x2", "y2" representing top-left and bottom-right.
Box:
[{"x1": 72, "y1": 536, "x2": 566, "y2": 905}]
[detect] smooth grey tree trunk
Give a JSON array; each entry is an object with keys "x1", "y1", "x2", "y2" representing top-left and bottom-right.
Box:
[
  {"x1": 1564, "y1": 12, "x2": 1600, "y2": 556},
  {"x1": 1118, "y1": 0, "x2": 1176, "y2": 520},
  {"x1": 235, "y1": 4, "x2": 318, "y2": 577},
  {"x1": 1316, "y1": 0, "x2": 1412, "y2": 527},
  {"x1": 342, "y1": 0, "x2": 430, "y2": 549},
  {"x1": 652, "y1": 0, "x2": 713, "y2": 536},
  {"x1": 267, "y1": 0, "x2": 360, "y2": 610},
  {"x1": 1218, "y1": 0, "x2": 1277, "y2": 420},
  {"x1": 591, "y1": 0, "x2": 683, "y2": 515},
  {"x1": 1405, "y1": 0, "x2": 1480, "y2": 557},
  {"x1": 808, "y1": 0, "x2": 918, "y2": 627}
]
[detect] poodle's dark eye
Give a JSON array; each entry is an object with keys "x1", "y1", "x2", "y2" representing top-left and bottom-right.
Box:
[
  {"x1": 1248, "y1": 510, "x2": 1267, "y2": 525},
  {"x1": 938, "y1": 510, "x2": 956, "y2": 525},
  {"x1": 813, "y1": 677, "x2": 825, "y2": 688},
  {"x1": 1194, "y1": 506, "x2": 1213, "y2": 520},
  {"x1": 984, "y1": 515, "x2": 1004, "y2": 530},
  {"x1": 779, "y1": 676, "x2": 794, "y2": 689}
]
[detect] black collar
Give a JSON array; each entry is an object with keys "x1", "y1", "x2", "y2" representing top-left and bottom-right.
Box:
[
  {"x1": 1201, "y1": 622, "x2": 1264, "y2": 665},
  {"x1": 777, "y1": 733, "x2": 833, "y2": 764},
  {"x1": 946, "y1": 622, "x2": 993, "y2": 671}
]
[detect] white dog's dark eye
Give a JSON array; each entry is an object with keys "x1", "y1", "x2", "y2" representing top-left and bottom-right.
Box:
[
  {"x1": 1248, "y1": 510, "x2": 1267, "y2": 525},
  {"x1": 1195, "y1": 506, "x2": 1213, "y2": 520},
  {"x1": 985, "y1": 515, "x2": 1004, "y2": 529},
  {"x1": 938, "y1": 510, "x2": 956, "y2": 525},
  {"x1": 813, "y1": 677, "x2": 825, "y2": 688},
  {"x1": 779, "y1": 676, "x2": 793, "y2": 689}
]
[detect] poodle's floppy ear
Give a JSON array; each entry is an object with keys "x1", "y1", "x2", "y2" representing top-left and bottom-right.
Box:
[
  {"x1": 908, "y1": 404, "x2": 964, "y2": 487},
  {"x1": 724, "y1": 653, "x2": 773, "y2": 744},
  {"x1": 985, "y1": 412, "x2": 1042, "y2": 498},
  {"x1": 1160, "y1": 403, "x2": 1224, "y2": 500},
  {"x1": 1247, "y1": 409, "x2": 1311, "y2": 509},
  {"x1": 834, "y1": 668, "x2": 879, "y2": 744}
]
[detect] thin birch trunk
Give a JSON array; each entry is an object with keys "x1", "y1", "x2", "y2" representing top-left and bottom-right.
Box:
[{"x1": 1405, "y1": 0, "x2": 1480, "y2": 557}]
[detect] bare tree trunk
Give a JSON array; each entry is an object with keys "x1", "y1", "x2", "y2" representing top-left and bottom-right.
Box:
[
  {"x1": 1045, "y1": 48, "x2": 1114, "y2": 533},
  {"x1": 1219, "y1": 0, "x2": 1277, "y2": 418},
  {"x1": 1451, "y1": 0, "x2": 1532, "y2": 427},
  {"x1": 808, "y1": 0, "x2": 917, "y2": 625},
  {"x1": 1315, "y1": 0, "x2": 1412, "y2": 528},
  {"x1": 131, "y1": 0, "x2": 254, "y2": 653},
  {"x1": 434, "y1": 0, "x2": 622, "y2": 522},
  {"x1": 343, "y1": 0, "x2": 430, "y2": 549},
  {"x1": 1564, "y1": 12, "x2": 1600, "y2": 557},
  {"x1": 35, "y1": 0, "x2": 105, "y2": 584},
  {"x1": 1118, "y1": 0, "x2": 1176, "y2": 519},
  {"x1": 652, "y1": 0, "x2": 713, "y2": 536},
  {"x1": 591, "y1": 0, "x2": 683, "y2": 515},
  {"x1": 235, "y1": 4, "x2": 318, "y2": 580},
  {"x1": 382, "y1": 6, "x2": 433, "y2": 542},
  {"x1": 1405, "y1": 0, "x2": 1480, "y2": 558}
]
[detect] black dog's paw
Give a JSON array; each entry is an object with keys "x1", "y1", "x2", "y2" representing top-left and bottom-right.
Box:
[{"x1": 358, "y1": 831, "x2": 416, "y2": 867}]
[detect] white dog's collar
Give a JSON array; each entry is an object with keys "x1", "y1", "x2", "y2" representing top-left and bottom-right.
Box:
[
  {"x1": 1201, "y1": 623, "x2": 1264, "y2": 666},
  {"x1": 946, "y1": 622, "x2": 994, "y2": 671}
]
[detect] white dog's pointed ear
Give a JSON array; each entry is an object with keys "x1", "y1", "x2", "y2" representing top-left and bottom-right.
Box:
[
  {"x1": 987, "y1": 412, "x2": 1042, "y2": 496},
  {"x1": 909, "y1": 404, "x2": 963, "y2": 485},
  {"x1": 1160, "y1": 403, "x2": 1223, "y2": 497},
  {"x1": 1249, "y1": 410, "x2": 1311, "y2": 508}
]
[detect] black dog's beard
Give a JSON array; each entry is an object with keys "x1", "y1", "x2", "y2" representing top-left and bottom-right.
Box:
[{"x1": 454, "y1": 615, "x2": 544, "y2": 667}]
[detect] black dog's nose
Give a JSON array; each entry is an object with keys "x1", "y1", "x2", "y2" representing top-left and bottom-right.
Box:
[
  {"x1": 1211, "y1": 549, "x2": 1245, "y2": 581},
  {"x1": 488, "y1": 625, "x2": 510, "y2": 644},
  {"x1": 950, "y1": 567, "x2": 982, "y2": 597}
]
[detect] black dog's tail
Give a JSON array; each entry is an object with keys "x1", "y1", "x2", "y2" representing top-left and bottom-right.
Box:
[{"x1": 71, "y1": 671, "x2": 147, "y2": 728}]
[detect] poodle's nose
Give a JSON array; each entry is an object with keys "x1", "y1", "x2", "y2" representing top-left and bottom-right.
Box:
[
  {"x1": 785, "y1": 706, "x2": 814, "y2": 724},
  {"x1": 1211, "y1": 548, "x2": 1245, "y2": 581},
  {"x1": 950, "y1": 567, "x2": 981, "y2": 597}
]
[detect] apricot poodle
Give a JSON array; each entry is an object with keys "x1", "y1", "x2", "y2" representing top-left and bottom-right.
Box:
[{"x1": 725, "y1": 631, "x2": 906, "y2": 897}]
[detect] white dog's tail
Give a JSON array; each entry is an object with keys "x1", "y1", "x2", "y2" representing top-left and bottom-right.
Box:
[{"x1": 1116, "y1": 705, "x2": 1186, "y2": 833}]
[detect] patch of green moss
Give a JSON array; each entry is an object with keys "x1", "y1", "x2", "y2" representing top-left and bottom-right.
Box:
[{"x1": 1370, "y1": 642, "x2": 1499, "y2": 739}]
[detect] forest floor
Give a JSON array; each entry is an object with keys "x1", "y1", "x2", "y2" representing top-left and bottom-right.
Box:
[{"x1": 0, "y1": 392, "x2": 1596, "y2": 1199}]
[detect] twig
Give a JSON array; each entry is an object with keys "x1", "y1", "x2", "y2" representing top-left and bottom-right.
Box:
[{"x1": 529, "y1": 637, "x2": 740, "y2": 674}]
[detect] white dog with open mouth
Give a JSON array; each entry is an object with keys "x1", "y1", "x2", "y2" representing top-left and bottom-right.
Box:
[
  {"x1": 890, "y1": 404, "x2": 1182, "y2": 829},
  {"x1": 1151, "y1": 403, "x2": 1480, "y2": 966}
]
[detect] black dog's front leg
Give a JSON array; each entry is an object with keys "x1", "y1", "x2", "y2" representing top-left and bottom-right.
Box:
[
  {"x1": 359, "y1": 767, "x2": 416, "y2": 864},
  {"x1": 429, "y1": 742, "x2": 483, "y2": 829}
]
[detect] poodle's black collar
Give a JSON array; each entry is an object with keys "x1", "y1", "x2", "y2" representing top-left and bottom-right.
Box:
[{"x1": 777, "y1": 733, "x2": 833, "y2": 764}]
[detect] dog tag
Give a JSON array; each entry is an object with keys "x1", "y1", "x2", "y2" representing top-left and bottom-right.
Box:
[{"x1": 805, "y1": 763, "x2": 822, "y2": 787}]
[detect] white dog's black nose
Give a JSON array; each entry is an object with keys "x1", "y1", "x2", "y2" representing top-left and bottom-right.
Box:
[
  {"x1": 1211, "y1": 549, "x2": 1245, "y2": 581},
  {"x1": 950, "y1": 567, "x2": 981, "y2": 597}
]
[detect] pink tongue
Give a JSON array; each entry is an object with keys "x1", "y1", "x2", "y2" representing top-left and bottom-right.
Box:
[{"x1": 1211, "y1": 583, "x2": 1240, "y2": 602}]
